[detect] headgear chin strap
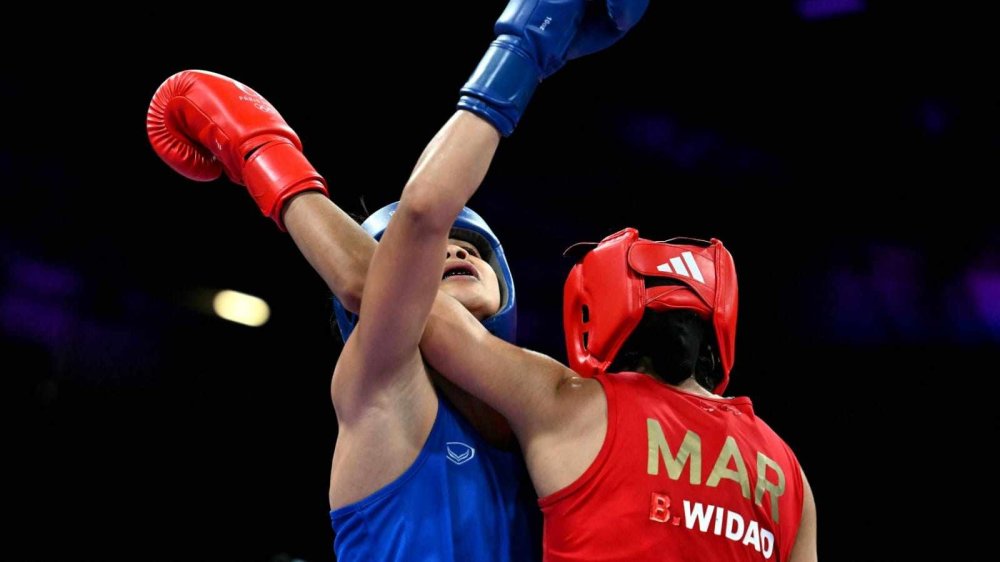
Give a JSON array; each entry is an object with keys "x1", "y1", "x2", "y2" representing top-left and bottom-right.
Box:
[
  {"x1": 333, "y1": 202, "x2": 517, "y2": 343},
  {"x1": 563, "y1": 228, "x2": 738, "y2": 393}
]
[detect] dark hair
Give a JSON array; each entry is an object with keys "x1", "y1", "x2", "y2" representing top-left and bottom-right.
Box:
[{"x1": 608, "y1": 308, "x2": 722, "y2": 392}]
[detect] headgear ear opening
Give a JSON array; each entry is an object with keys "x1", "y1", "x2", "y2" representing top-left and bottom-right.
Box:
[{"x1": 331, "y1": 202, "x2": 517, "y2": 343}]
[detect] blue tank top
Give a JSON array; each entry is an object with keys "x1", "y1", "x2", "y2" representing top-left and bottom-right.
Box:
[{"x1": 330, "y1": 396, "x2": 541, "y2": 562}]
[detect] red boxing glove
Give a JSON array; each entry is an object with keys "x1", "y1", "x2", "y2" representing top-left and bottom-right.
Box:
[{"x1": 146, "y1": 70, "x2": 328, "y2": 230}]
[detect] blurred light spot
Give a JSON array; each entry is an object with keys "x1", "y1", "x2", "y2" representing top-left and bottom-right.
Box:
[{"x1": 212, "y1": 290, "x2": 270, "y2": 327}]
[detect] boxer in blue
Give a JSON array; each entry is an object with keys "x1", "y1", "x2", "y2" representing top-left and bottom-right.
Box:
[{"x1": 147, "y1": 1, "x2": 641, "y2": 559}]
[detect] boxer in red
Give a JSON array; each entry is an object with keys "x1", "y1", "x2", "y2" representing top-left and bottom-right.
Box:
[{"x1": 360, "y1": 0, "x2": 819, "y2": 559}]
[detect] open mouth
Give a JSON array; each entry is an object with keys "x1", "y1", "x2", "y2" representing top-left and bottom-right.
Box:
[{"x1": 443, "y1": 262, "x2": 478, "y2": 280}]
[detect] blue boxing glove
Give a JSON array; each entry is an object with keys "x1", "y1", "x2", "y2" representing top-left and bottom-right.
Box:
[
  {"x1": 458, "y1": 0, "x2": 648, "y2": 137},
  {"x1": 458, "y1": 0, "x2": 587, "y2": 136},
  {"x1": 568, "y1": 0, "x2": 649, "y2": 59}
]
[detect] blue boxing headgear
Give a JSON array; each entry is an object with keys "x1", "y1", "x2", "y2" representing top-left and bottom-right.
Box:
[{"x1": 332, "y1": 202, "x2": 517, "y2": 343}]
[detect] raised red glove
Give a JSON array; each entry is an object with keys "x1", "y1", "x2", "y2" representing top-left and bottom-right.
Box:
[{"x1": 146, "y1": 70, "x2": 328, "y2": 229}]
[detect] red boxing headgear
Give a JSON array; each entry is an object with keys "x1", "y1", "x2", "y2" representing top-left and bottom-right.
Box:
[{"x1": 563, "y1": 228, "x2": 738, "y2": 393}]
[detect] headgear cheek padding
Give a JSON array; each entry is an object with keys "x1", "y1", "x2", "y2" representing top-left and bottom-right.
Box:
[{"x1": 563, "y1": 228, "x2": 738, "y2": 393}]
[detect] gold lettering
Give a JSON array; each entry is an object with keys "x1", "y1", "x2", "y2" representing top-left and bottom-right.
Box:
[
  {"x1": 706, "y1": 436, "x2": 750, "y2": 499},
  {"x1": 755, "y1": 453, "x2": 785, "y2": 523},
  {"x1": 646, "y1": 419, "x2": 701, "y2": 484}
]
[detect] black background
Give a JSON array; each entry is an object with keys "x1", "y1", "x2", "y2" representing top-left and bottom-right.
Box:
[{"x1": 3, "y1": 2, "x2": 995, "y2": 560}]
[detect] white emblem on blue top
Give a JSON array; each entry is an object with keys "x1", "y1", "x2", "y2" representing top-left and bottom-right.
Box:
[{"x1": 446, "y1": 442, "x2": 475, "y2": 465}]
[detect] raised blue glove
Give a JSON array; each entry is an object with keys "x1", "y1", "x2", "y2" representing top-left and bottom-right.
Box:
[
  {"x1": 458, "y1": 0, "x2": 648, "y2": 136},
  {"x1": 568, "y1": 0, "x2": 649, "y2": 60},
  {"x1": 458, "y1": 0, "x2": 587, "y2": 136}
]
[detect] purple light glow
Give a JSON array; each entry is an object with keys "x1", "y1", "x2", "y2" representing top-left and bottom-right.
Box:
[
  {"x1": 797, "y1": 0, "x2": 865, "y2": 20},
  {"x1": 0, "y1": 294, "x2": 74, "y2": 346},
  {"x1": 868, "y1": 245, "x2": 928, "y2": 340},
  {"x1": 967, "y1": 271, "x2": 1000, "y2": 336},
  {"x1": 10, "y1": 259, "x2": 81, "y2": 298},
  {"x1": 919, "y1": 100, "x2": 949, "y2": 136},
  {"x1": 823, "y1": 244, "x2": 930, "y2": 343},
  {"x1": 827, "y1": 268, "x2": 881, "y2": 343},
  {"x1": 623, "y1": 114, "x2": 720, "y2": 170},
  {"x1": 622, "y1": 114, "x2": 679, "y2": 157},
  {"x1": 619, "y1": 112, "x2": 780, "y2": 178}
]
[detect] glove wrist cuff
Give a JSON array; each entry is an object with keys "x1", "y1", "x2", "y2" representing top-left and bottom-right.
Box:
[
  {"x1": 458, "y1": 39, "x2": 541, "y2": 136},
  {"x1": 242, "y1": 139, "x2": 329, "y2": 231}
]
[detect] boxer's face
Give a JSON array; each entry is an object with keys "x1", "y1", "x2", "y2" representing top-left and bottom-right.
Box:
[{"x1": 441, "y1": 239, "x2": 501, "y2": 321}]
